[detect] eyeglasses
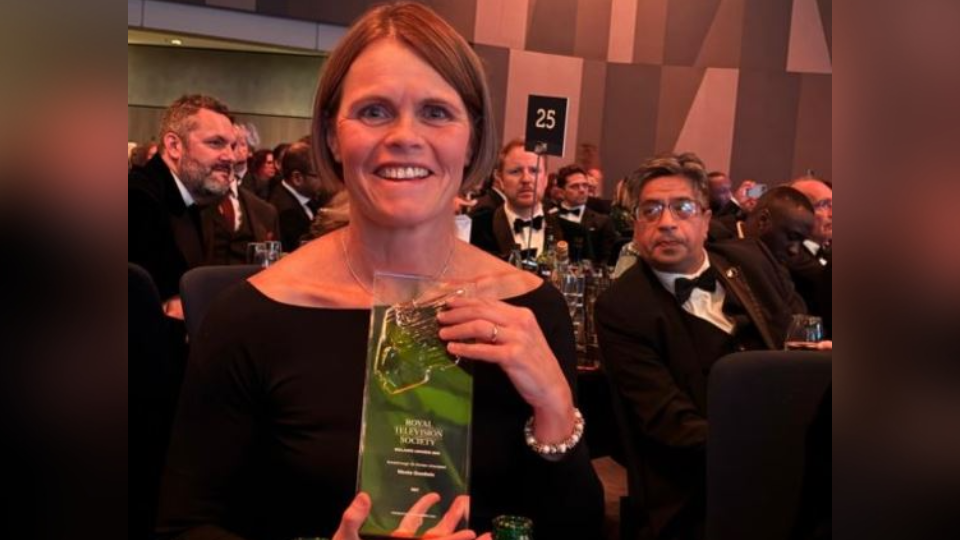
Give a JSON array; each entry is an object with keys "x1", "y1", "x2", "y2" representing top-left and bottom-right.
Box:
[
  {"x1": 634, "y1": 199, "x2": 702, "y2": 223},
  {"x1": 812, "y1": 198, "x2": 832, "y2": 211}
]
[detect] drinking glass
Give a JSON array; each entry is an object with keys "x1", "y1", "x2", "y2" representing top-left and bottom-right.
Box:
[
  {"x1": 783, "y1": 314, "x2": 824, "y2": 350},
  {"x1": 246, "y1": 242, "x2": 266, "y2": 265}
]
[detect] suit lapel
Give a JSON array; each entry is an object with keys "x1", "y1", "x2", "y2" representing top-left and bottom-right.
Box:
[
  {"x1": 640, "y1": 262, "x2": 709, "y2": 410},
  {"x1": 239, "y1": 190, "x2": 263, "y2": 240},
  {"x1": 492, "y1": 206, "x2": 515, "y2": 256},
  {"x1": 711, "y1": 252, "x2": 779, "y2": 349},
  {"x1": 160, "y1": 166, "x2": 205, "y2": 270}
]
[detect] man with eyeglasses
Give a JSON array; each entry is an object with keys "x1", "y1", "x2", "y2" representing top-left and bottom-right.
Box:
[
  {"x1": 595, "y1": 152, "x2": 806, "y2": 540},
  {"x1": 269, "y1": 142, "x2": 329, "y2": 252}
]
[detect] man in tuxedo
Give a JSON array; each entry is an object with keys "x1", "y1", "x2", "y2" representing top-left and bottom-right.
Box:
[
  {"x1": 129, "y1": 94, "x2": 237, "y2": 319},
  {"x1": 596, "y1": 153, "x2": 806, "y2": 539},
  {"x1": 707, "y1": 171, "x2": 738, "y2": 217},
  {"x1": 549, "y1": 164, "x2": 619, "y2": 265},
  {"x1": 790, "y1": 177, "x2": 833, "y2": 265},
  {"x1": 470, "y1": 139, "x2": 564, "y2": 259},
  {"x1": 268, "y1": 142, "x2": 325, "y2": 252},
  {"x1": 201, "y1": 178, "x2": 279, "y2": 266},
  {"x1": 787, "y1": 178, "x2": 832, "y2": 326}
]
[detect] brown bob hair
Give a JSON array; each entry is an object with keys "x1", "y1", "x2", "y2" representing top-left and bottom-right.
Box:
[{"x1": 310, "y1": 2, "x2": 498, "y2": 194}]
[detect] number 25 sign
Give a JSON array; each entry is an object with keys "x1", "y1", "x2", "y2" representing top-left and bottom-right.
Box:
[{"x1": 524, "y1": 95, "x2": 568, "y2": 157}]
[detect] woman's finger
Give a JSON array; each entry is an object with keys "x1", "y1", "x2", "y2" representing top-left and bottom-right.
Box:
[
  {"x1": 438, "y1": 297, "x2": 514, "y2": 326},
  {"x1": 394, "y1": 492, "x2": 442, "y2": 537},
  {"x1": 438, "y1": 320, "x2": 505, "y2": 344},
  {"x1": 333, "y1": 492, "x2": 371, "y2": 540},
  {"x1": 422, "y1": 495, "x2": 470, "y2": 536}
]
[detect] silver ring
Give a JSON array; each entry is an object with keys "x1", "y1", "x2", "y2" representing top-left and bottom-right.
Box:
[{"x1": 489, "y1": 323, "x2": 499, "y2": 344}]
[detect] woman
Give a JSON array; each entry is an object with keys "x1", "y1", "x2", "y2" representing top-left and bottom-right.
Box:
[
  {"x1": 248, "y1": 149, "x2": 278, "y2": 199},
  {"x1": 156, "y1": 4, "x2": 603, "y2": 540}
]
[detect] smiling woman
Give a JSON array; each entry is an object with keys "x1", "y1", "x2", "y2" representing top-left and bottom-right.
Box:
[{"x1": 155, "y1": 3, "x2": 603, "y2": 540}]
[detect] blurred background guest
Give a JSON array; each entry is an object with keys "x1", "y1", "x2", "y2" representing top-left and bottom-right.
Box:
[{"x1": 268, "y1": 141, "x2": 327, "y2": 252}]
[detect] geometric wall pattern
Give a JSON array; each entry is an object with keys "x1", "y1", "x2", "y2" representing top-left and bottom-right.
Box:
[{"x1": 144, "y1": 0, "x2": 832, "y2": 190}]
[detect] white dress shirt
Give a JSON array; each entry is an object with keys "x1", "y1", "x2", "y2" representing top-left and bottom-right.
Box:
[
  {"x1": 503, "y1": 203, "x2": 546, "y2": 255},
  {"x1": 171, "y1": 170, "x2": 196, "y2": 208},
  {"x1": 652, "y1": 252, "x2": 735, "y2": 334},
  {"x1": 803, "y1": 239, "x2": 828, "y2": 266}
]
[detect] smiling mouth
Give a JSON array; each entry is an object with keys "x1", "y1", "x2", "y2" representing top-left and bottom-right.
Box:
[{"x1": 376, "y1": 166, "x2": 432, "y2": 180}]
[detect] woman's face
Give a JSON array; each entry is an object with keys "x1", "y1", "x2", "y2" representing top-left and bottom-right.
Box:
[{"x1": 327, "y1": 39, "x2": 473, "y2": 228}]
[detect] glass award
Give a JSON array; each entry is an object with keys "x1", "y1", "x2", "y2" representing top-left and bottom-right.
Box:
[{"x1": 357, "y1": 272, "x2": 475, "y2": 538}]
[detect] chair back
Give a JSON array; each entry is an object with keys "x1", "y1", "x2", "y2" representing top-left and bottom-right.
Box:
[
  {"x1": 604, "y1": 368, "x2": 655, "y2": 540},
  {"x1": 180, "y1": 265, "x2": 260, "y2": 340},
  {"x1": 707, "y1": 351, "x2": 832, "y2": 540}
]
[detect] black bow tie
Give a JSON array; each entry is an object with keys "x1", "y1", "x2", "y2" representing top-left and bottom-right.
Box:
[
  {"x1": 513, "y1": 215, "x2": 544, "y2": 234},
  {"x1": 557, "y1": 207, "x2": 582, "y2": 217},
  {"x1": 306, "y1": 199, "x2": 322, "y2": 214},
  {"x1": 674, "y1": 267, "x2": 718, "y2": 304}
]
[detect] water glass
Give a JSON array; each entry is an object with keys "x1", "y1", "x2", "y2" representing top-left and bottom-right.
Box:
[{"x1": 783, "y1": 314, "x2": 824, "y2": 350}]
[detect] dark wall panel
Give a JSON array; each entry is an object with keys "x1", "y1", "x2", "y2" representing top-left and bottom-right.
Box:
[
  {"x1": 601, "y1": 63, "x2": 662, "y2": 181},
  {"x1": 526, "y1": 0, "x2": 579, "y2": 56},
  {"x1": 739, "y1": 0, "x2": 792, "y2": 70},
  {"x1": 731, "y1": 71, "x2": 801, "y2": 183}
]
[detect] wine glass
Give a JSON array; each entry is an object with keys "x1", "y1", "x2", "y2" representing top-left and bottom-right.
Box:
[{"x1": 783, "y1": 314, "x2": 825, "y2": 350}]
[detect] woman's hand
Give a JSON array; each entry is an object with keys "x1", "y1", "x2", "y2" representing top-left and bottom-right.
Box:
[
  {"x1": 437, "y1": 296, "x2": 577, "y2": 444},
  {"x1": 333, "y1": 492, "x2": 476, "y2": 540}
]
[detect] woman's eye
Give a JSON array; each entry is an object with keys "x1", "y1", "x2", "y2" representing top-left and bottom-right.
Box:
[
  {"x1": 357, "y1": 104, "x2": 391, "y2": 122},
  {"x1": 422, "y1": 104, "x2": 452, "y2": 121}
]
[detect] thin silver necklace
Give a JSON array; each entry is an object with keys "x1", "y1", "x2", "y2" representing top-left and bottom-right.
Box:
[{"x1": 339, "y1": 230, "x2": 455, "y2": 295}]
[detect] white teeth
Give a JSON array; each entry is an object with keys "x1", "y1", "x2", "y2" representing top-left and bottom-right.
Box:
[{"x1": 378, "y1": 166, "x2": 430, "y2": 179}]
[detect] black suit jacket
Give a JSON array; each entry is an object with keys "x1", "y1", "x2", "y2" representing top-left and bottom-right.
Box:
[
  {"x1": 469, "y1": 206, "x2": 564, "y2": 259},
  {"x1": 713, "y1": 199, "x2": 746, "y2": 221},
  {"x1": 586, "y1": 196, "x2": 613, "y2": 215},
  {"x1": 267, "y1": 185, "x2": 312, "y2": 253},
  {"x1": 550, "y1": 206, "x2": 619, "y2": 265},
  {"x1": 200, "y1": 188, "x2": 281, "y2": 265},
  {"x1": 129, "y1": 154, "x2": 205, "y2": 301},
  {"x1": 468, "y1": 188, "x2": 505, "y2": 216},
  {"x1": 596, "y1": 239, "x2": 805, "y2": 535}
]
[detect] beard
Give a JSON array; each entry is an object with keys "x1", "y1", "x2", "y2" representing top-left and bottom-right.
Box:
[{"x1": 179, "y1": 153, "x2": 231, "y2": 203}]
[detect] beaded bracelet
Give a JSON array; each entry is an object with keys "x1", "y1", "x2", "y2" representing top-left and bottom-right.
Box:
[{"x1": 524, "y1": 408, "x2": 585, "y2": 456}]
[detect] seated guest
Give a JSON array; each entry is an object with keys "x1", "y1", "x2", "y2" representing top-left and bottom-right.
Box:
[
  {"x1": 201, "y1": 175, "x2": 279, "y2": 265},
  {"x1": 268, "y1": 142, "x2": 327, "y2": 252},
  {"x1": 470, "y1": 139, "x2": 565, "y2": 260},
  {"x1": 242, "y1": 149, "x2": 278, "y2": 200},
  {"x1": 790, "y1": 176, "x2": 833, "y2": 264},
  {"x1": 609, "y1": 176, "x2": 637, "y2": 238},
  {"x1": 708, "y1": 186, "x2": 829, "y2": 319},
  {"x1": 585, "y1": 166, "x2": 614, "y2": 215},
  {"x1": 548, "y1": 164, "x2": 618, "y2": 265},
  {"x1": 596, "y1": 152, "x2": 807, "y2": 540},
  {"x1": 706, "y1": 171, "x2": 742, "y2": 219},
  {"x1": 129, "y1": 94, "x2": 237, "y2": 318},
  {"x1": 156, "y1": 4, "x2": 603, "y2": 539}
]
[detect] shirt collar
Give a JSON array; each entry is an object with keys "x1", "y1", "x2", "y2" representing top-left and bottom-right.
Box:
[
  {"x1": 282, "y1": 180, "x2": 312, "y2": 206},
  {"x1": 170, "y1": 170, "x2": 196, "y2": 208},
  {"x1": 803, "y1": 239, "x2": 821, "y2": 255},
  {"x1": 651, "y1": 250, "x2": 712, "y2": 295}
]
